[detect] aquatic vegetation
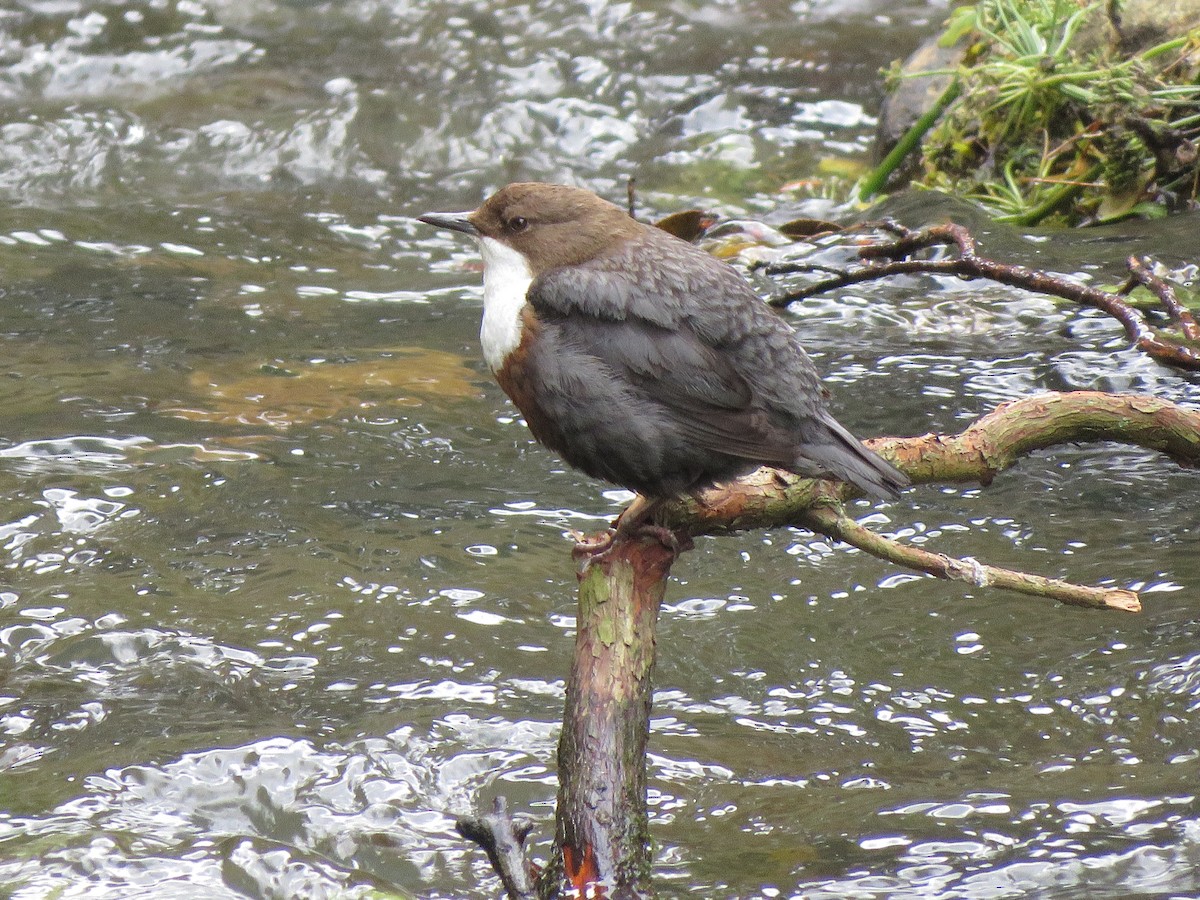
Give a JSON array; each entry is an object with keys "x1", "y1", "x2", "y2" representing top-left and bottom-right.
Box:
[{"x1": 885, "y1": 0, "x2": 1200, "y2": 224}]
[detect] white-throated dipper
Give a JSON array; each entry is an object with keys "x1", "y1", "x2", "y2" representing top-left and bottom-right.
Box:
[{"x1": 417, "y1": 182, "x2": 907, "y2": 537}]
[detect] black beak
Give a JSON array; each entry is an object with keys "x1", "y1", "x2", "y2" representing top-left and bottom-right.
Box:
[{"x1": 416, "y1": 211, "x2": 479, "y2": 237}]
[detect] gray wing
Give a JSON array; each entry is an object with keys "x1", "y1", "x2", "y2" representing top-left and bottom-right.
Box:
[
  {"x1": 528, "y1": 227, "x2": 826, "y2": 467},
  {"x1": 543, "y1": 312, "x2": 805, "y2": 468},
  {"x1": 528, "y1": 226, "x2": 909, "y2": 497}
]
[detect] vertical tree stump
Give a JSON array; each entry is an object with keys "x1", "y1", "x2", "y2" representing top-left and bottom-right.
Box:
[{"x1": 537, "y1": 534, "x2": 677, "y2": 898}]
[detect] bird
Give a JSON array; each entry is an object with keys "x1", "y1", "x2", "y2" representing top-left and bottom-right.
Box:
[{"x1": 417, "y1": 182, "x2": 907, "y2": 543}]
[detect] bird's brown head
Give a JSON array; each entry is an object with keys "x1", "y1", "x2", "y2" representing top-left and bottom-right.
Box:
[{"x1": 419, "y1": 182, "x2": 642, "y2": 274}]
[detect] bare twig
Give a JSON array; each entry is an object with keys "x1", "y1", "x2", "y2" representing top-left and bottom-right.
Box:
[
  {"x1": 456, "y1": 797, "x2": 537, "y2": 900},
  {"x1": 760, "y1": 261, "x2": 855, "y2": 279},
  {"x1": 766, "y1": 222, "x2": 1200, "y2": 369},
  {"x1": 800, "y1": 503, "x2": 1140, "y2": 611},
  {"x1": 879, "y1": 390, "x2": 1200, "y2": 475},
  {"x1": 1127, "y1": 255, "x2": 1200, "y2": 340}
]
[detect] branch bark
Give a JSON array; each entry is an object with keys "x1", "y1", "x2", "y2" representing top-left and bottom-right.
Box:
[
  {"x1": 533, "y1": 535, "x2": 676, "y2": 899},
  {"x1": 799, "y1": 502, "x2": 1140, "y2": 611},
  {"x1": 456, "y1": 797, "x2": 537, "y2": 900}
]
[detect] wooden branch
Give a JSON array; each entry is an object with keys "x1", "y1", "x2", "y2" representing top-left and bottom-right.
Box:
[
  {"x1": 456, "y1": 797, "x2": 537, "y2": 900},
  {"x1": 880, "y1": 391, "x2": 1200, "y2": 479},
  {"x1": 1127, "y1": 255, "x2": 1200, "y2": 340},
  {"x1": 664, "y1": 391, "x2": 1200, "y2": 612},
  {"x1": 534, "y1": 535, "x2": 676, "y2": 898},
  {"x1": 800, "y1": 503, "x2": 1140, "y2": 611},
  {"x1": 764, "y1": 223, "x2": 1200, "y2": 370}
]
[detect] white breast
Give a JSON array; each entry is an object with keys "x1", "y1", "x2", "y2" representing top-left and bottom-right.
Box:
[{"x1": 477, "y1": 236, "x2": 533, "y2": 372}]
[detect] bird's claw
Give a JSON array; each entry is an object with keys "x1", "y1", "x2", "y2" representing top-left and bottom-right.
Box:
[
  {"x1": 570, "y1": 527, "x2": 616, "y2": 559},
  {"x1": 621, "y1": 522, "x2": 694, "y2": 555},
  {"x1": 569, "y1": 521, "x2": 692, "y2": 561}
]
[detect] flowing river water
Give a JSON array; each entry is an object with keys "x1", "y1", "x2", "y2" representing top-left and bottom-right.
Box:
[{"x1": 0, "y1": 1, "x2": 1198, "y2": 897}]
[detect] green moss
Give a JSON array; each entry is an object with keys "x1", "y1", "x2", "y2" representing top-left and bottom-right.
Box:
[{"x1": 906, "y1": 0, "x2": 1200, "y2": 224}]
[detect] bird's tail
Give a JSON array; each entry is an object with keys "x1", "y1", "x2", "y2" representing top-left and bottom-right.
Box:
[{"x1": 799, "y1": 414, "x2": 909, "y2": 500}]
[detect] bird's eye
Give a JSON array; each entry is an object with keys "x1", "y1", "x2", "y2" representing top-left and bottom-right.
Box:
[{"x1": 508, "y1": 216, "x2": 528, "y2": 232}]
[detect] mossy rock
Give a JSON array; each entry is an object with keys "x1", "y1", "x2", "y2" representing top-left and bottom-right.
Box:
[{"x1": 873, "y1": 0, "x2": 1200, "y2": 225}]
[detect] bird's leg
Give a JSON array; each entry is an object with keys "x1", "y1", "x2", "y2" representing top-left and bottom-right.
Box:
[
  {"x1": 569, "y1": 495, "x2": 656, "y2": 556},
  {"x1": 571, "y1": 495, "x2": 694, "y2": 558},
  {"x1": 568, "y1": 496, "x2": 648, "y2": 561},
  {"x1": 613, "y1": 493, "x2": 660, "y2": 535},
  {"x1": 569, "y1": 525, "x2": 617, "y2": 556},
  {"x1": 617, "y1": 495, "x2": 694, "y2": 554},
  {"x1": 566, "y1": 501, "x2": 643, "y2": 556}
]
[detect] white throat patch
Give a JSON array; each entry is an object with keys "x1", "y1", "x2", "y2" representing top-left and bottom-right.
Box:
[{"x1": 477, "y1": 236, "x2": 533, "y2": 372}]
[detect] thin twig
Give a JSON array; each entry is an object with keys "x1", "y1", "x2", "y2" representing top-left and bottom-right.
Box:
[
  {"x1": 456, "y1": 797, "x2": 537, "y2": 900},
  {"x1": 1127, "y1": 255, "x2": 1200, "y2": 340},
  {"x1": 800, "y1": 503, "x2": 1141, "y2": 611},
  {"x1": 760, "y1": 261, "x2": 853, "y2": 279},
  {"x1": 767, "y1": 222, "x2": 1200, "y2": 369}
]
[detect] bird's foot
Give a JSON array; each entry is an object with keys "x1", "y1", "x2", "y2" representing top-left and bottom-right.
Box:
[
  {"x1": 569, "y1": 527, "x2": 616, "y2": 559},
  {"x1": 611, "y1": 494, "x2": 659, "y2": 534},
  {"x1": 612, "y1": 495, "x2": 689, "y2": 552},
  {"x1": 570, "y1": 495, "x2": 693, "y2": 561},
  {"x1": 620, "y1": 522, "x2": 694, "y2": 555},
  {"x1": 570, "y1": 522, "x2": 691, "y2": 561}
]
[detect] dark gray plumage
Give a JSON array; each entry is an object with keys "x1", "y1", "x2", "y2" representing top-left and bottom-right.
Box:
[{"x1": 418, "y1": 182, "x2": 908, "y2": 503}]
